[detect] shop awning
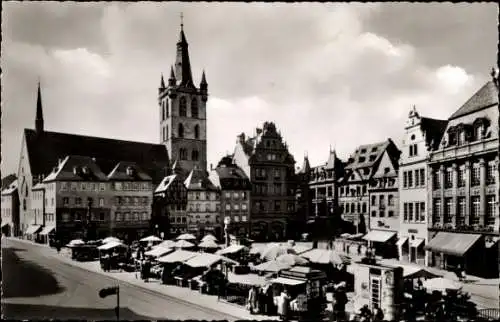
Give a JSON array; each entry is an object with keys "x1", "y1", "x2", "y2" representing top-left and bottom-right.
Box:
[
  {"x1": 184, "y1": 253, "x2": 238, "y2": 268},
  {"x1": 396, "y1": 237, "x2": 408, "y2": 247},
  {"x1": 425, "y1": 232, "x2": 481, "y2": 257},
  {"x1": 410, "y1": 238, "x2": 424, "y2": 248},
  {"x1": 363, "y1": 230, "x2": 396, "y2": 243},
  {"x1": 39, "y1": 226, "x2": 55, "y2": 235},
  {"x1": 270, "y1": 277, "x2": 306, "y2": 286},
  {"x1": 97, "y1": 241, "x2": 126, "y2": 250},
  {"x1": 145, "y1": 246, "x2": 173, "y2": 258},
  {"x1": 157, "y1": 250, "x2": 198, "y2": 263},
  {"x1": 227, "y1": 272, "x2": 267, "y2": 286},
  {"x1": 25, "y1": 225, "x2": 42, "y2": 235}
]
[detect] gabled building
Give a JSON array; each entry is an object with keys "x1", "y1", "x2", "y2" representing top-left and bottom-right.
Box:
[
  {"x1": 1, "y1": 178, "x2": 19, "y2": 237},
  {"x1": 398, "y1": 106, "x2": 447, "y2": 265},
  {"x1": 154, "y1": 165, "x2": 188, "y2": 237},
  {"x1": 209, "y1": 155, "x2": 252, "y2": 239},
  {"x1": 337, "y1": 139, "x2": 401, "y2": 257},
  {"x1": 425, "y1": 71, "x2": 499, "y2": 278},
  {"x1": 233, "y1": 122, "x2": 297, "y2": 241},
  {"x1": 17, "y1": 83, "x2": 169, "y2": 237},
  {"x1": 184, "y1": 167, "x2": 220, "y2": 238}
]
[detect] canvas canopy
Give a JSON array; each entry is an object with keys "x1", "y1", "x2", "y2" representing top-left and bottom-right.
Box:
[
  {"x1": 184, "y1": 253, "x2": 238, "y2": 268},
  {"x1": 39, "y1": 225, "x2": 55, "y2": 235},
  {"x1": 216, "y1": 244, "x2": 248, "y2": 255},
  {"x1": 102, "y1": 237, "x2": 121, "y2": 244},
  {"x1": 97, "y1": 241, "x2": 126, "y2": 250},
  {"x1": 140, "y1": 235, "x2": 162, "y2": 242},
  {"x1": 270, "y1": 277, "x2": 306, "y2": 286},
  {"x1": 145, "y1": 246, "x2": 173, "y2": 258},
  {"x1": 176, "y1": 233, "x2": 197, "y2": 240},
  {"x1": 157, "y1": 250, "x2": 198, "y2": 263}
]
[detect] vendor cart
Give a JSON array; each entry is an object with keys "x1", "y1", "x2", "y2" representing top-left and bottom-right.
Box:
[{"x1": 270, "y1": 266, "x2": 328, "y2": 319}]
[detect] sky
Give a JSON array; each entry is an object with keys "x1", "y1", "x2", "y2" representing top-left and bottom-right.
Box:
[{"x1": 1, "y1": 2, "x2": 498, "y2": 176}]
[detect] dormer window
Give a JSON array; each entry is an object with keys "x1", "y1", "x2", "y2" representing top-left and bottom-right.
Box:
[
  {"x1": 369, "y1": 155, "x2": 377, "y2": 162},
  {"x1": 73, "y1": 166, "x2": 79, "y2": 175},
  {"x1": 475, "y1": 124, "x2": 482, "y2": 141},
  {"x1": 82, "y1": 166, "x2": 90, "y2": 175},
  {"x1": 126, "y1": 166, "x2": 135, "y2": 176},
  {"x1": 371, "y1": 147, "x2": 378, "y2": 152},
  {"x1": 360, "y1": 149, "x2": 367, "y2": 154},
  {"x1": 358, "y1": 156, "x2": 366, "y2": 163},
  {"x1": 458, "y1": 130, "x2": 466, "y2": 146}
]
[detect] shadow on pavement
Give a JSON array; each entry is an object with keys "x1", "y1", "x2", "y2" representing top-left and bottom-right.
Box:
[
  {"x1": 2, "y1": 303, "x2": 159, "y2": 320},
  {"x1": 2, "y1": 246, "x2": 65, "y2": 298}
]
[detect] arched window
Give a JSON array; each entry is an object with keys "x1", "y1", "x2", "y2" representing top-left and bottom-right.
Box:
[
  {"x1": 194, "y1": 124, "x2": 200, "y2": 139},
  {"x1": 166, "y1": 125, "x2": 168, "y2": 139},
  {"x1": 191, "y1": 98, "x2": 199, "y2": 118},
  {"x1": 161, "y1": 101, "x2": 165, "y2": 120},
  {"x1": 192, "y1": 150, "x2": 199, "y2": 161},
  {"x1": 178, "y1": 123, "x2": 184, "y2": 138},
  {"x1": 166, "y1": 99, "x2": 169, "y2": 118},
  {"x1": 180, "y1": 148, "x2": 187, "y2": 160},
  {"x1": 179, "y1": 97, "x2": 187, "y2": 117}
]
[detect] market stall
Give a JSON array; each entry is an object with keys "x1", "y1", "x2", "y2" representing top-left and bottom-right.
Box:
[
  {"x1": 97, "y1": 241, "x2": 129, "y2": 271},
  {"x1": 269, "y1": 266, "x2": 328, "y2": 319}
]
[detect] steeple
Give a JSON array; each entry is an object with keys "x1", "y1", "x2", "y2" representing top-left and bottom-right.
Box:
[
  {"x1": 175, "y1": 13, "x2": 194, "y2": 88},
  {"x1": 200, "y1": 69, "x2": 208, "y2": 102},
  {"x1": 168, "y1": 65, "x2": 176, "y2": 87},
  {"x1": 160, "y1": 73, "x2": 166, "y2": 89},
  {"x1": 35, "y1": 81, "x2": 44, "y2": 133},
  {"x1": 326, "y1": 149, "x2": 337, "y2": 169},
  {"x1": 299, "y1": 155, "x2": 311, "y2": 174}
]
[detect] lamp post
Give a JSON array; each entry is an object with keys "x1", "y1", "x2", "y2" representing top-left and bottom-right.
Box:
[{"x1": 224, "y1": 216, "x2": 231, "y2": 247}]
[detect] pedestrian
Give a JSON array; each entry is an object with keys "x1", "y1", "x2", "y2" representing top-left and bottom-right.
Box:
[
  {"x1": 277, "y1": 288, "x2": 291, "y2": 320},
  {"x1": 373, "y1": 304, "x2": 384, "y2": 322},
  {"x1": 258, "y1": 287, "x2": 265, "y2": 314},
  {"x1": 247, "y1": 286, "x2": 258, "y2": 314}
]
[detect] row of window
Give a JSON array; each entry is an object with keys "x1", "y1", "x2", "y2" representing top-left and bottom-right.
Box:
[
  {"x1": 433, "y1": 163, "x2": 496, "y2": 189},
  {"x1": 254, "y1": 168, "x2": 282, "y2": 179},
  {"x1": 161, "y1": 96, "x2": 200, "y2": 120},
  {"x1": 189, "y1": 191, "x2": 219, "y2": 201},
  {"x1": 54, "y1": 182, "x2": 151, "y2": 192},
  {"x1": 113, "y1": 182, "x2": 152, "y2": 191},
  {"x1": 44, "y1": 213, "x2": 55, "y2": 222},
  {"x1": 370, "y1": 194, "x2": 395, "y2": 207},
  {"x1": 432, "y1": 195, "x2": 496, "y2": 226},
  {"x1": 402, "y1": 168, "x2": 425, "y2": 188},
  {"x1": 408, "y1": 143, "x2": 419, "y2": 157},
  {"x1": 1, "y1": 208, "x2": 12, "y2": 217},
  {"x1": 62, "y1": 197, "x2": 105, "y2": 207},
  {"x1": 341, "y1": 202, "x2": 367, "y2": 214},
  {"x1": 224, "y1": 203, "x2": 249, "y2": 211},
  {"x1": 61, "y1": 212, "x2": 107, "y2": 222},
  {"x1": 114, "y1": 196, "x2": 150, "y2": 206},
  {"x1": 339, "y1": 185, "x2": 368, "y2": 197},
  {"x1": 403, "y1": 202, "x2": 426, "y2": 222},
  {"x1": 446, "y1": 120, "x2": 487, "y2": 147},
  {"x1": 371, "y1": 209, "x2": 395, "y2": 218},
  {"x1": 253, "y1": 201, "x2": 294, "y2": 212},
  {"x1": 253, "y1": 183, "x2": 284, "y2": 196},
  {"x1": 224, "y1": 191, "x2": 247, "y2": 200},
  {"x1": 115, "y1": 212, "x2": 149, "y2": 222},
  {"x1": 313, "y1": 186, "x2": 334, "y2": 199},
  {"x1": 178, "y1": 147, "x2": 200, "y2": 161},
  {"x1": 189, "y1": 203, "x2": 221, "y2": 212}
]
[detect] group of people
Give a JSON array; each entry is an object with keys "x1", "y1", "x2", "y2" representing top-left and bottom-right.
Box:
[{"x1": 247, "y1": 284, "x2": 283, "y2": 318}]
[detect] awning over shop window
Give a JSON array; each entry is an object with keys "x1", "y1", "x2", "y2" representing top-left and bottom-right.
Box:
[
  {"x1": 25, "y1": 225, "x2": 42, "y2": 235},
  {"x1": 424, "y1": 232, "x2": 481, "y2": 257},
  {"x1": 157, "y1": 250, "x2": 198, "y2": 263},
  {"x1": 39, "y1": 226, "x2": 55, "y2": 235},
  {"x1": 410, "y1": 238, "x2": 424, "y2": 248},
  {"x1": 363, "y1": 230, "x2": 396, "y2": 243},
  {"x1": 270, "y1": 277, "x2": 306, "y2": 286},
  {"x1": 396, "y1": 237, "x2": 408, "y2": 247}
]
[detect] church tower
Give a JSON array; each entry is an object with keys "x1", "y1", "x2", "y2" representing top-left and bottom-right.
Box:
[{"x1": 159, "y1": 17, "x2": 208, "y2": 175}]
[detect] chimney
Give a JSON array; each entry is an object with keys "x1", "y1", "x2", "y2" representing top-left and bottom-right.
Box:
[
  {"x1": 256, "y1": 128, "x2": 262, "y2": 135},
  {"x1": 210, "y1": 163, "x2": 213, "y2": 171}
]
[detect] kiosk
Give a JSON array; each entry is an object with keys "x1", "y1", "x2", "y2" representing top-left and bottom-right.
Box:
[{"x1": 352, "y1": 257, "x2": 403, "y2": 321}]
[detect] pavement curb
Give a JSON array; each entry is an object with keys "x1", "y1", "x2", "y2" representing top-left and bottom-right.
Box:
[{"x1": 5, "y1": 238, "x2": 276, "y2": 321}]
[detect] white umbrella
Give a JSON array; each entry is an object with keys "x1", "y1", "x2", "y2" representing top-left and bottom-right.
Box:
[
  {"x1": 157, "y1": 240, "x2": 177, "y2": 249},
  {"x1": 176, "y1": 233, "x2": 197, "y2": 240},
  {"x1": 201, "y1": 234, "x2": 218, "y2": 242},
  {"x1": 102, "y1": 237, "x2": 121, "y2": 244},
  {"x1": 423, "y1": 277, "x2": 462, "y2": 292},
  {"x1": 260, "y1": 244, "x2": 296, "y2": 261},
  {"x1": 140, "y1": 235, "x2": 162, "y2": 242},
  {"x1": 175, "y1": 239, "x2": 195, "y2": 249},
  {"x1": 275, "y1": 254, "x2": 310, "y2": 266},
  {"x1": 198, "y1": 239, "x2": 220, "y2": 249}
]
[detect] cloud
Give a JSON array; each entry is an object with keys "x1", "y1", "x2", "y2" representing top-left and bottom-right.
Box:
[{"x1": 1, "y1": 3, "x2": 496, "y2": 176}]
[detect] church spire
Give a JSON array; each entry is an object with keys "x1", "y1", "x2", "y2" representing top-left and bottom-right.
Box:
[
  {"x1": 35, "y1": 81, "x2": 44, "y2": 133},
  {"x1": 175, "y1": 13, "x2": 194, "y2": 88},
  {"x1": 160, "y1": 73, "x2": 166, "y2": 89}
]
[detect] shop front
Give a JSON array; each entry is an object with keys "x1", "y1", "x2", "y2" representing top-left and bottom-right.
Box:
[
  {"x1": 425, "y1": 232, "x2": 484, "y2": 276},
  {"x1": 39, "y1": 225, "x2": 56, "y2": 244},
  {"x1": 25, "y1": 224, "x2": 42, "y2": 241},
  {"x1": 362, "y1": 230, "x2": 398, "y2": 259}
]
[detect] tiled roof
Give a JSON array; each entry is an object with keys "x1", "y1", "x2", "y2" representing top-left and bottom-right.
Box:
[
  {"x1": 23, "y1": 129, "x2": 169, "y2": 184},
  {"x1": 1, "y1": 174, "x2": 17, "y2": 191},
  {"x1": 345, "y1": 140, "x2": 389, "y2": 170},
  {"x1": 449, "y1": 80, "x2": 499, "y2": 120},
  {"x1": 184, "y1": 168, "x2": 218, "y2": 191},
  {"x1": 1, "y1": 179, "x2": 18, "y2": 195},
  {"x1": 211, "y1": 164, "x2": 251, "y2": 190},
  {"x1": 420, "y1": 117, "x2": 448, "y2": 151},
  {"x1": 155, "y1": 174, "x2": 178, "y2": 193},
  {"x1": 107, "y1": 161, "x2": 152, "y2": 181},
  {"x1": 43, "y1": 155, "x2": 108, "y2": 182}
]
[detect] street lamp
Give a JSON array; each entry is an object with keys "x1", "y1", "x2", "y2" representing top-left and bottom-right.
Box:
[{"x1": 224, "y1": 216, "x2": 231, "y2": 247}]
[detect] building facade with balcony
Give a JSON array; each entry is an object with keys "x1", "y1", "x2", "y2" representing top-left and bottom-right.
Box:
[
  {"x1": 233, "y1": 122, "x2": 297, "y2": 241},
  {"x1": 184, "y1": 167, "x2": 221, "y2": 238},
  {"x1": 398, "y1": 107, "x2": 448, "y2": 265},
  {"x1": 209, "y1": 155, "x2": 252, "y2": 240},
  {"x1": 154, "y1": 165, "x2": 189, "y2": 238},
  {"x1": 425, "y1": 74, "x2": 499, "y2": 278},
  {"x1": 1, "y1": 179, "x2": 19, "y2": 237}
]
